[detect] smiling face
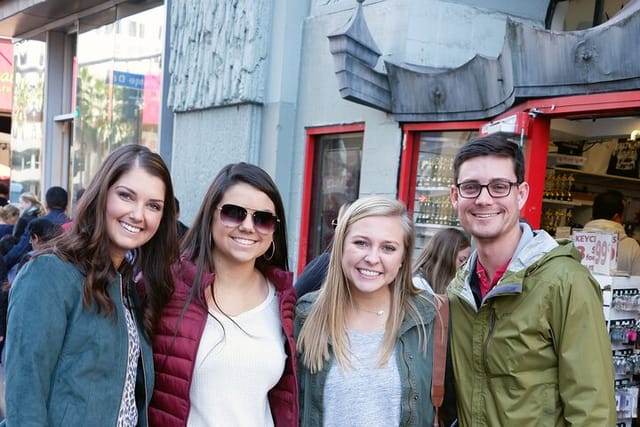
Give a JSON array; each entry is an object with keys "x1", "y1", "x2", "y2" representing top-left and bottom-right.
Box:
[
  {"x1": 341, "y1": 215, "x2": 405, "y2": 299},
  {"x1": 451, "y1": 155, "x2": 528, "y2": 248},
  {"x1": 211, "y1": 182, "x2": 275, "y2": 268},
  {"x1": 106, "y1": 166, "x2": 166, "y2": 267}
]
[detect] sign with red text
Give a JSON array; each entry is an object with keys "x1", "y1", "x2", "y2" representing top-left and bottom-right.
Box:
[
  {"x1": 572, "y1": 230, "x2": 618, "y2": 275},
  {"x1": 0, "y1": 38, "x2": 13, "y2": 112}
]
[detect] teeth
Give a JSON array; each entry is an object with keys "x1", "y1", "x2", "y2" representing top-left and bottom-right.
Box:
[
  {"x1": 120, "y1": 222, "x2": 141, "y2": 233},
  {"x1": 233, "y1": 237, "x2": 255, "y2": 245},
  {"x1": 359, "y1": 269, "x2": 381, "y2": 277},
  {"x1": 475, "y1": 213, "x2": 498, "y2": 218}
]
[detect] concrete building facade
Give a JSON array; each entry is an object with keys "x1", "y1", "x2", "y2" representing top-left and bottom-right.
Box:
[{"x1": 0, "y1": 0, "x2": 638, "y2": 272}]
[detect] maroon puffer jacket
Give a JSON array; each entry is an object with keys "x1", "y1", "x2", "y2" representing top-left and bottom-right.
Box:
[{"x1": 148, "y1": 257, "x2": 299, "y2": 426}]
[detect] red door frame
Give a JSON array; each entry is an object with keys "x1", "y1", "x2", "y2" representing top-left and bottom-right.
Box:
[
  {"x1": 400, "y1": 90, "x2": 640, "y2": 229},
  {"x1": 298, "y1": 123, "x2": 365, "y2": 275},
  {"x1": 493, "y1": 90, "x2": 640, "y2": 228}
]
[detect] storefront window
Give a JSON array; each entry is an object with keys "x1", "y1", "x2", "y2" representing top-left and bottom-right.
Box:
[
  {"x1": 73, "y1": 5, "x2": 164, "y2": 195},
  {"x1": 11, "y1": 40, "x2": 45, "y2": 202},
  {"x1": 306, "y1": 132, "x2": 363, "y2": 263},
  {"x1": 543, "y1": 115, "x2": 640, "y2": 237}
]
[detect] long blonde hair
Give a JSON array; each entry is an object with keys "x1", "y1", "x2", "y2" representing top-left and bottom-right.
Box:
[
  {"x1": 297, "y1": 196, "x2": 431, "y2": 373},
  {"x1": 19, "y1": 193, "x2": 44, "y2": 216}
]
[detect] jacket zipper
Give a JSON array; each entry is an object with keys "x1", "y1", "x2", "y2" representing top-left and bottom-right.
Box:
[
  {"x1": 399, "y1": 336, "x2": 413, "y2": 425},
  {"x1": 483, "y1": 307, "x2": 496, "y2": 374},
  {"x1": 140, "y1": 344, "x2": 150, "y2": 427},
  {"x1": 115, "y1": 274, "x2": 125, "y2": 427}
]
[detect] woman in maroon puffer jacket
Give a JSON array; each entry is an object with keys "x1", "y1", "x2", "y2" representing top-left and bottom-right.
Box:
[{"x1": 149, "y1": 163, "x2": 298, "y2": 427}]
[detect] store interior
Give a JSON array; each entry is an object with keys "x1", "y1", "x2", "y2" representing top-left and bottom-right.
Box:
[{"x1": 545, "y1": 114, "x2": 640, "y2": 241}]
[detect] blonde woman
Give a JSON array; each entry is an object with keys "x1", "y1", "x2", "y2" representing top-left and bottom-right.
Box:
[
  {"x1": 295, "y1": 196, "x2": 455, "y2": 427},
  {"x1": 13, "y1": 192, "x2": 43, "y2": 237},
  {"x1": 0, "y1": 204, "x2": 19, "y2": 239}
]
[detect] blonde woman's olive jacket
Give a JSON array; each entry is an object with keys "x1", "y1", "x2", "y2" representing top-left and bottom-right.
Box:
[
  {"x1": 448, "y1": 225, "x2": 616, "y2": 426},
  {"x1": 295, "y1": 291, "x2": 457, "y2": 427}
]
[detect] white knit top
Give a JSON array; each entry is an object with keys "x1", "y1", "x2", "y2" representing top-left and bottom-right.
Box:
[{"x1": 187, "y1": 282, "x2": 286, "y2": 427}]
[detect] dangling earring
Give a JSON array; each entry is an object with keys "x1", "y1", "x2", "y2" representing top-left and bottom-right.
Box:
[{"x1": 264, "y1": 241, "x2": 275, "y2": 261}]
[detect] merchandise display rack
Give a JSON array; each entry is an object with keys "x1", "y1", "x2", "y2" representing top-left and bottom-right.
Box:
[{"x1": 598, "y1": 273, "x2": 640, "y2": 427}]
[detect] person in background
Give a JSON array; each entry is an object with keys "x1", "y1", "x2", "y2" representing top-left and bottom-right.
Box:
[
  {"x1": 447, "y1": 135, "x2": 615, "y2": 425},
  {"x1": 62, "y1": 188, "x2": 86, "y2": 232},
  {"x1": 149, "y1": 162, "x2": 297, "y2": 427},
  {"x1": 6, "y1": 218, "x2": 63, "y2": 283},
  {"x1": 583, "y1": 189, "x2": 640, "y2": 275},
  {"x1": 0, "y1": 184, "x2": 8, "y2": 207},
  {"x1": 0, "y1": 205, "x2": 19, "y2": 240},
  {"x1": 12, "y1": 192, "x2": 42, "y2": 238},
  {"x1": 2, "y1": 144, "x2": 179, "y2": 426},
  {"x1": 296, "y1": 196, "x2": 455, "y2": 427},
  {"x1": 294, "y1": 202, "x2": 352, "y2": 299},
  {"x1": 294, "y1": 251, "x2": 330, "y2": 299},
  {"x1": 4, "y1": 186, "x2": 70, "y2": 272},
  {"x1": 175, "y1": 196, "x2": 189, "y2": 240},
  {"x1": 0, "y1": 218, "x2": 64, "y2": 362},
  {"x1": 412, "y1": 227, "x2": 470, "y2": 294},
  {"x1": 0, "y1": 235, "x2": 17, "y2": 352}
]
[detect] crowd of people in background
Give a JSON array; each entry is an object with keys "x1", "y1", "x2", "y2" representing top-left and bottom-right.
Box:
[{"x1": 0, "y1": 135, "x2": 622, "y2": 426}]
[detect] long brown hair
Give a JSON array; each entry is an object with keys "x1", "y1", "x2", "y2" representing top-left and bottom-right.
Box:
[
  {"x1": 45, "y1": 144, "x2": 178, "y2": 338},
  {"x1": 297, "y1": 196, "x2": 433, "y2": 373},
  {"x1": 413, "y1": 228, "x2": 470, "y2": 294}
]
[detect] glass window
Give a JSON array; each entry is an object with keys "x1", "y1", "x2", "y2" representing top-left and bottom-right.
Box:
[
  {"x1": 414, "y1": 130, "x2": 477, "y2": 249},
  {"x1": 73, "y1": 5, "x2": 164, "y2": 195},
  {"x1": 11, "y1": 40, "x2": 46, "y2": 202},
  {"x1": 306, "y1": 132, "x2": 363, "y2": 263}
]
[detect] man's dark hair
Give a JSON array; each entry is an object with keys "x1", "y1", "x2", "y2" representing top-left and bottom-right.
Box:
[
  {"x1": 453, "y1": 135, "x2": 525, "y2": 184},
  {"x1": 0, "y1": 183, "x2": 8, "y2": 197},
  {"x1": 45, "y1": 186, "x2": 68, "y2": 210},
  {"x1": 592, "y1": 190, "x2": 625, "y2": 220}
]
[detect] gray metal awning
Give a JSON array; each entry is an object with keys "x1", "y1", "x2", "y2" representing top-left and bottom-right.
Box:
[
  {"x1": 329, "y1": 0, "x2": 640, "y2": 121},
  {"x1": 0, "y1": 0, "x2": 161, "y2": 39}
]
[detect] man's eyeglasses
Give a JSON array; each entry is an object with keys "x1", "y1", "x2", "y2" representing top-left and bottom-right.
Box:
[
  {"x1": 456, "y1": 179, "x2": 519, "y2": 199},
  {"x1": 217, "y1": 204, "x2": 280, "y2": 233}
]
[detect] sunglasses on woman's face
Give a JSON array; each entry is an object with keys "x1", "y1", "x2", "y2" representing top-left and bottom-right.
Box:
[{"x1": 217, "y1": 204, "x2": 279, "y2": 233}]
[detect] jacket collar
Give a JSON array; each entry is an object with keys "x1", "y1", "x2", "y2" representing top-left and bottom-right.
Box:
[{"x1": 452, "y1": 223, "x2": 581, "y2": 309}]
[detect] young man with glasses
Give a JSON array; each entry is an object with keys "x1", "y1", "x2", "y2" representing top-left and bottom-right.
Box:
[{"x1": 447, "y1": 135, "x2": 615, "y2": 426}]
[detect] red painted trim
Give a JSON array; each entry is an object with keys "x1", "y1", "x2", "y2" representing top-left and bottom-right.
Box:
[
  {"x1": 403, "y1": 121, "x2": 486, "y2": 132},
  {"x1": 305, "y1": 123, "x2": 365, "y2": 135},
  {"x1": 297, "y1": 123, "x2": 365, "y2": 275},
  {"x1": 398, "y1": 129, "x2": 418, "y2": 210},
  {"x1": 521, "y1": 116, "x2": 550, "y2": 229},
  {"x1": 298, "y1": 132, "x2": 315, "y2": 276},
  {"x1": 493, "y1": 90, "x2": 640, "y2": 119}
]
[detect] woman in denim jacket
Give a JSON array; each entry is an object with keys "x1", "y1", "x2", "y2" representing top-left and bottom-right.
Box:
[{"x1": 3, "y1": 145, "x2": 178, "y2": 426}]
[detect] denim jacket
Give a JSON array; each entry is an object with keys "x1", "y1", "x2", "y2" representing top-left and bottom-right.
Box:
[{"x1": 3, "y1": 254, "x2": 154, "y2": 426}]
